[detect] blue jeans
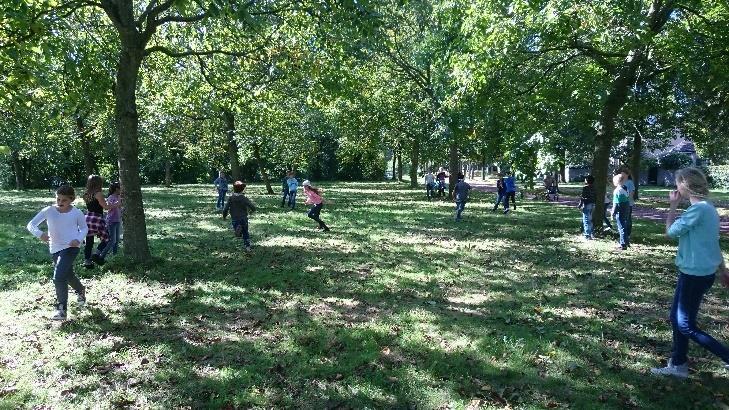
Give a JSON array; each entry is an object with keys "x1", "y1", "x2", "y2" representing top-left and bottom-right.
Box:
[
  {"x1": 455, "y1": 200, "x2": 466, "y2": 220},
  {"x1": 216, "y1": 189, "x2": 227, "y2": 209},
  {"x1": 98, "y1": 222, "x2": 120, "y2": 258},
  {"x1": 581, "y1": 203, "x2": 594, "y2": 238},
  {"x1": 232, "y1": 218, "x2": 251, "y2": 247},
  {"x1": 426, "y1": 183, "x2": 435, "y2": 200},
  {"x1": 437, "y1": 181, "x2": 446, "y2": 197},
  {"x1": 614, "y1": 202, "x2": 630, "y2": 246},
  {"x1": 52, "y1": 247, "x2": 83, "y2": 310},
  {"x1": 493, "y1": 193, "x2": 505, "y2": 211},
  {"x1": 670, "y1": 273, "x2": 729, "y2": 366},
  {"x1": 288, "y1": 191, "x2": 297, "y2": 209}
]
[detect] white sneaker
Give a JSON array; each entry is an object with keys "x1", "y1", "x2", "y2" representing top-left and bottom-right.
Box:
[
  {"x1": 650, "y1": 359, "x2": 688, "y2": 379},
  {"x1": 50, "y1": 306, "x2": 67, "y2": 321}
]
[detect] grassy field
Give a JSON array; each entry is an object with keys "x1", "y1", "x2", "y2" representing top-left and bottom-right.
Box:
[{"x1": 1, "y1": 182, "x2": 728, "y2": 409}]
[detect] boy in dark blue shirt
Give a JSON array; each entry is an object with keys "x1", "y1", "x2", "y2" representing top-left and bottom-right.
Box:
[{"x1": 453, "y1": 173, "x2": 472, "y2": 221}]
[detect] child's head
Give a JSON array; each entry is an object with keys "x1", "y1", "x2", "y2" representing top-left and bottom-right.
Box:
[
  {"x1": 219, "y1": 170, "x2": 225, "y2": 178},
  {"x1": 56, "y1": 185, "x2": 75, "y2": 210},
  {"x1": 612, "y1": 173, "x2": 624, "y2": 187},
  {"x1": 585, "y1": 175, "x2": 594, "y2": 185},
  {"x1": 108, "y1": 181, "x2": 120, "y2": 196},
  {"x1": 233, "y1": 180, "x2": 246, "y2": 193},
  {"x1": 84, "y1": 175, "x2": 103, "y2": 201},
  {"x1": 675, "y1": 167, "x2": 709, "y2": 199}
]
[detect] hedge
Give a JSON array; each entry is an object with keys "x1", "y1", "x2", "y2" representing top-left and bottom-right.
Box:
[{"x1": 707, "y1": 165, "x2": 729, "y2": 189}]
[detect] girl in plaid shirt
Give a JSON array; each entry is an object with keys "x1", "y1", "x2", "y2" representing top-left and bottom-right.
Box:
[{"x1": 82, "y1": 175, "x2": 120, "y2": 268}]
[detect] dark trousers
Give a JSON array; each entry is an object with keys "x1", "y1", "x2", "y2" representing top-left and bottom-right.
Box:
[
  {"x1": 455, "y1": 201, "x2": 466, "y2": 220},
  {"x1": 670, "y1": 273, "x2": 729, "y2": 366},
  {"x1": 426, "y1": 183, "x2": 435, "y2": 200},
  {"x1": 281, "y1": 190, "x2": 289, "y2": 207},
  {"x1": 504, "y1": 191, "x2": 516, "y2": 209},
  {"x1": 437, "y1": 181, "x2": 446, "y2": 197},
  {"x1": 232, "y1": 218, "x2": 251, "y2": 247},
  {"x1": 52, "y1": 247, "x2": 84, "y2": 310},
  {"x1": 216, "y1": 189, "x2": 227, "y2": 209},
  {"x1": 84, "y1": 235, "x2": 107, "y2": 261},
  {"x1": 308, "y1": 203, "x2": 328, "y2": 229},
  {"x1": 288, "y1": 191, "x2": 297, "y2": 209}
]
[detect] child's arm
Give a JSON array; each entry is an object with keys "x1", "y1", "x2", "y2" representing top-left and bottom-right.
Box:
[
  {"x1": 74, "y1": 209, "x2": 88, "y2": 246},
  {"x1": 27, "y1": 207, "x2": 49, "y2": 242},
  {"x1": 95, "y1": 191, "x2": 113, "y2": 210},
  {"x1": 222, "y1": 200, "x2": 230, "y2": 219},
  {"x1": 247, "y1": 199, "x2": 257, "y2": 214}
]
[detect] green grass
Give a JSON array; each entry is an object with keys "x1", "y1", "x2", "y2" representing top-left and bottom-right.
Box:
[{"x1": 1, "y1": 182, "x2": 728, "y2": 409}]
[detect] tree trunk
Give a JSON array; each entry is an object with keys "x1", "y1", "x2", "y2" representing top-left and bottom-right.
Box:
[
  {"x1": 409, "y1": 135, "x2": 419, "y2": 188},
  {"x1": 223, "y1": 110, "x2": 242, "y2": 181},
  {"x1": 253, "y1": 143, "x2": 274, "y2": 194},
  {"x1": 391, "y1": 148, "x2": 397, "y2": 180},
  {"x1": 11, "y1": 150, "x2": 24, "y2": 190},
  {"x1": 591, "y1": 50, "x2": 644, "y2": 230},
  {"x1": 114, "y1": 37, "x2": 151, "y2": 262},
  {"x1": 76, "y1": 114, "x2": 96, "y2": 177},
  {"x1": 481, "y1": 148, "x2": 487, "y2": 180},
  {"x1": 448, "y1": 137, "x2": 459, "y2": 200},
  {"x1": 164, "y1": 155, "x2": 172, "y2": 187},
  {"x1": 397, "y1": 151, "x2": 403, "y2": 182},
  {"x1": 630, "y1": 128, "x2": 642, "y2": 200}
]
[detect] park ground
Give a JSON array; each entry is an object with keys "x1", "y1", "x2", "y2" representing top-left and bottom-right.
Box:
[{"x1": 1, "y1": 182, "x2": 728, "y2": 409}]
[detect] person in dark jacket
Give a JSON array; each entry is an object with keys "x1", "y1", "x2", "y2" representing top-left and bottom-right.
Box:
[
  {"x1": 578, "y1": 175, "x2": 596, "y2": 240},
  {"x1": 222, "y1": 181, "x2": 257, "y2": 251}
]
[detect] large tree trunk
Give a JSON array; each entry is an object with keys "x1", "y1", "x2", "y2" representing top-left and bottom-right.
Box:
[
  {"x1": 397, "y1": 151, "x2": 403, "y2": 182},
  {"x1": 114, "y1": 37, "x2": 151, "y2": 262},
  {"x1": 222, "y1": 110, "x2": 242, "y2": 181},
  {"x1": 11, "y1": 150, "x2": 24, "y2": 190},
  {"x1": 76, "y1": 114, "x2": 96, "y2": 177},
  {"x1": 409, "y1": 135, "x2": 419, "y2": 188},
  {"x1": 630, "y1": 128, "x2": 642, "y2": 200},
  {"x1": 253, "y1": 143, "x2": 274, "y2": 194},
  {"x1": 164, "y1": 155, "x2": 172, "y2": 187},
  {"x1": 591, "y1": 50, "x2": 644, "y2": 230},
  {"x1": 391, "y1": 147, "x2": 397, "y2": 180}
]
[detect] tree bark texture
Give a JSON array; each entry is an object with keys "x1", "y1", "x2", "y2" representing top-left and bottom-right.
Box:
[
  {"x1": 391, "y1": 148, "x2": 396, "y2": 180},
  {"x1": 164, "y1": 156, "x2": 172, "y2": 187},
  {"x1": 253, "y1": 143, "x2": 274, "y2": 194},
  {"x1": 448, "y1": 137, "x2": 459, "y2": 200},
  {"x1": 409, "y1": 135, "x2": 419, "y2": 188},
  {"x1": 223, "y1": 110, "x2": 242, "y2": 181},
  {"x1": 11, "y1": 150, "x2": 24, "y2": 190},
  {"x1": 114, "y1": 34, "x2": 151, "y2": 261},
  {"x1": 630, "y1": 130, "x2": 642, "y2": 200},
  {"x1": 397, "y1": 151, "x2": 403, "y2": 182}
]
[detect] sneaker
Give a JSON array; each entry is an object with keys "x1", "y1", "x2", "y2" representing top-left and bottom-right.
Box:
[
  {"x1": 77, "y1": 289, "x2": 86, "y2": 308},
  {"x1": 245, "y1": 245, "x2": 253, "y2": 252},
  {"x1": 651, "y1": 359, "x2": 688, "y2": 379},
  {"x1": 91, "y1": 254, "x2": 105, "y2": 266},
  {"x1": 83, "y1": 260, "x2": 95, "y2": 269},
  {"x1": 322, "y1": 227, "x2": 330, "y2": 232},
  {"x1": 50, "y1": 306, "x2": 67, "y2": 321},
  {"x1": 503, "y1": 209, "x2": 510, "y2": 214}
]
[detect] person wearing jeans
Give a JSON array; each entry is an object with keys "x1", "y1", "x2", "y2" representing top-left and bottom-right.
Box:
[
  {"x1": 213, "y1": 171, "x2": 228, "y2": 211},
  {"x1": 652, "y1": 167, "x2": 729, "y2": 378},
  {"x1": 610, "y1": 174, "x2": 630, "y2": 250},
  {"x1": 53, "y1": 247, "x2": 85, "y2": 314},
  {"x1": 578, "y1": 175, "x2": 596, "y2": 239},
  {"x1": 223, "y1": 181, "x2": 257, "y2": 251},
  {"x1": 453, "y1": 174, "x2": 471, "y2": 222}
]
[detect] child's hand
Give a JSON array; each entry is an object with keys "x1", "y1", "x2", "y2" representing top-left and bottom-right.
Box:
[
  {"x1": 69, "y1": 239, "x2": 80, "y2": 247},
  {"x1": 668, "y1": 190, "x2": 681, "y2": 207},
  {"x1": 40, "y1": 232, "x2": 49, "y2": 242}
]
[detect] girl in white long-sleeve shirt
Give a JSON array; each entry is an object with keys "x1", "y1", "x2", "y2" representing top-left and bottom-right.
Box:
[{"x1": 27, "y1": 185, "x2": 89, "y2": 320}]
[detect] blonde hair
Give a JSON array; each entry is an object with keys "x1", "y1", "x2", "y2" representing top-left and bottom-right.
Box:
[
  {"x1": 675, "y1": 167, "x2": 710, "y2": 199},
  {"x1": 612, "y1": 173, "x2": 624, "y2": 187}
]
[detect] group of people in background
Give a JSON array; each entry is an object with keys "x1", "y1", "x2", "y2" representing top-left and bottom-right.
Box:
[{"x1": 578, "y1": 167, "x2": 635, "y2": 249}]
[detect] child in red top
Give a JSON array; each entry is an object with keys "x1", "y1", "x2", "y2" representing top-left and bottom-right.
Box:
[{"x1": 303, "y1": 180, "x2": 330, "y2": 231}]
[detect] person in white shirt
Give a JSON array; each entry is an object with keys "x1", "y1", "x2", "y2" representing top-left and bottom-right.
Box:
[{"x1": 27, "y1": 185, "x2": 89, "y2": 320}]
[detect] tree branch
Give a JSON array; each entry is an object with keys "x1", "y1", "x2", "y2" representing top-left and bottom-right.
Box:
[{"x1": 144, "y1": 45, "x2": 261, "y2": 58}]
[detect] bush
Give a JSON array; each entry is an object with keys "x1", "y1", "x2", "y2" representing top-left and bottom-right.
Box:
[
  {"x1": 707, "y1": 165, "x2": 729, "y2": 189},
  {"x1": 659, "y1": 152, "x2": 692, "y2": 171}
]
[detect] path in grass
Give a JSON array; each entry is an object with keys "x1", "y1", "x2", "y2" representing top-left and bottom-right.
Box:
[
  {"x1": 469, "y1": 180, "x2": 729, "y2": 234},
  {"x1": 1, "y1": 183, "x2": 728, "y2": 409}
]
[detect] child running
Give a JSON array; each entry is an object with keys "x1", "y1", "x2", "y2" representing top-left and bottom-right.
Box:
[
  {"x1": 610, "y1": 173, "x2": 630, "y2": 250},
  {"x1": 213, "y1": 171, "x2": 228, "y2": 211},
  {"x1": 303, "y1": 180, "x2": 330, "y2": 231},
  {"x1": 280, "y1": 172, "x2": 290, "y2": 208},
  {"x1": 83, "y1": 175, "x2": 116, "y2": 268},
  {"x1": 27, "y1": 185, "x2": 88, "y2": 320},
  {"x1": 453, "y1": 173, "x2": 472, "y2": 222},
  {"x1": 492, "y1": 174, "x2": 506, "y2": 212},
  {"x1": 222, "y1": 181, "x2": 257, "y2": 251},
  {"x1": 651, "y1": 167, "x2": 729, "y2": 378},
  {"x1": 286, "y1": 171, "x2": 298, "y2": 210},
  {"x1": 96, "y1": 182, "x2": 122, "y2": 259}
]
